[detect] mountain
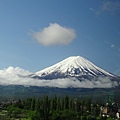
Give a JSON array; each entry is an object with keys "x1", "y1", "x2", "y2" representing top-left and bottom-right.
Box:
[
  {"x1": 0, "y1": 56, "x2": 120, "y2": 88},
  {"x1": 0, "y1": 57, "x2": 120, "y2": 100},
  {"x1": 30, "y1": 56, "x2": 120, "y2": 88},
  {"x1": 32, "y1": 56, "x2": 117, "y2": 79}
]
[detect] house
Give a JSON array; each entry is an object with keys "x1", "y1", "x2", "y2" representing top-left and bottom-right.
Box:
[
  {"x1": 116, "y1": 112, "x2": 120, "y2": 119},
  {"x1": 101, "y1": 107, "x2": 109, "y2": 114},
  {"x1": 116, "y1": 109, "x2": 120, "y2": 119}
]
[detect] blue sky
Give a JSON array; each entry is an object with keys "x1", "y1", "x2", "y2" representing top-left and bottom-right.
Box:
[{"x1": 0, "y1": 0, "x2": 120, "y2": 76}]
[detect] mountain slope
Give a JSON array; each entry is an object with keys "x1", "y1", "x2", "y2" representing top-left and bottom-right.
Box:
[{"x1": 32, "y1": 56, "x2": 116, "y2": 79}]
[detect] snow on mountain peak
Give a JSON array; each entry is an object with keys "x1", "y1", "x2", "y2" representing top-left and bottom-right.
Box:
[
  {"x1": 0, "y1": 58, "x2": 119, "y2": 88},
  {"x1": 35, "y1": 56, "x2": 114, "y2": 78}
]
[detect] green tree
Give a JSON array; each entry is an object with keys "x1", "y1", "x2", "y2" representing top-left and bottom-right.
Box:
[
  {"x1": 69, "y1": 98, "x2": 74, "y2": 111},
  {"x1": 64, "y1": 95, "x2": 69, "y2": 110},
  {"x1": 50, "y1": 95, "x2": 57, "y2": 111},
  {"x1": 35, "y1": 98, "x2": 40, "y2": 112},
  {"x1": 31, "y1": 97, "x2": 36, "y2": 111},
  {"x1": 24, "y1": 98, "x2": 32, "y2": 110},
  {"x1": 43, "y1": 95, "x2": 50, "y2": 120},
  {"x1": 57, "y1": 97, "x2": 61, "y2": 111},
  {"x1": 61, "y1": 98, "x2": 64, "y2": 111},
  {"x1": 84, "y1": 99, "x2": 91, "y2": 112}
]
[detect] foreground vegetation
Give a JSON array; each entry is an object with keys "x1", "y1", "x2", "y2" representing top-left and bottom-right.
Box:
[{"x1": 0, "y1": 95, "x2": 120, "y2": 120}]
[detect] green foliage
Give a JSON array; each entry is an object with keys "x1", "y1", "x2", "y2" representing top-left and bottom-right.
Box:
[
  {"x1": 106, "y1": 117, "x2": 113, "y2": 120},
  {"x1": 50, "y1": 110, "x2": 77, "y2": 120},
  {"x1": 96, "y1": 116, "x2": 103, "y2": 120},
  {"x1": 1, "y1": 95, "x2": 119, "y2": 120}
]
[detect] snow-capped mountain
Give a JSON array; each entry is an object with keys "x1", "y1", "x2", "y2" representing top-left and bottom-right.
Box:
[
  {"x1": 29, "y1": 56, "x2": 120, "y2": 88},
  {"x1": 32, "y1": 56, "x2": 116, "y2": 79},
  {"x1": 0, "y1": 56, "x2": 120, "y2": 88}
]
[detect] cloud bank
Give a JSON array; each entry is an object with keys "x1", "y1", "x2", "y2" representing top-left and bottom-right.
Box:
[
  {"x1": 33, "y1": 23, "x2": 76, "y2": 46},
  {"x1": 0, "y1": 67, "x2": 119, "y2": 88}
]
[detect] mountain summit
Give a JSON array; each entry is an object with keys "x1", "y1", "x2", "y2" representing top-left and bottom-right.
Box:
[
  {"x1": 32, "y1": 56, "x2": 116, "y2": 79},
  {"x1": 0, "y1": 56, "x2": 119, "y2": 88}
]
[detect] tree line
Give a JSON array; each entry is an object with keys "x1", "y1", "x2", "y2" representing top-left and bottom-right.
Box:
[
  {"x1": 6, "y1": 95, "x2": 105, "y2": 120},
  {"x1": 4, "y1": 95, "x2": 118, "y2": 120}
]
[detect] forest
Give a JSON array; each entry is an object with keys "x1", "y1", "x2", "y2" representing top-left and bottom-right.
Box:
[{"x1": 0, "y1": 95, "x2": 119, "y2": 120}]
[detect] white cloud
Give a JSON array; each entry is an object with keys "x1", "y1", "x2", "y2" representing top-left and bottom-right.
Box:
[
  {"x1": 0, "y1": 66, "x2": 31, "y2": 76},
  {"x1": 0, "y1": 76, "x2": 118, "y2": 88},
  {"x1": 33, "y1": 23, "x2": 76, "y2": 46},
  {"x1": 0, "y1": 67, "x2": 119, "y2": 88}
]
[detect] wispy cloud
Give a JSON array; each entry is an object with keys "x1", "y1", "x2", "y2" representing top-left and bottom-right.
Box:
[
  {"x1": 98, "y1": 1, "x2": 120, "y2": 15},
  {"x1": 89, "y1": 1, "x2": 120, "y2": 15},
  {"x1": 106, "y1": 41, "x2": 120, "y2": 55},
  {"x1": 0, "y1": 67, "x2": 119, "y2": 88},
  {"x1": 32, "y1": 23, "x2": 76, "y2": 46},
  {"x1": 111, "y1": 44, "x2": 120, "y2": 55},
  {"x1": 89, "y1": 7, "x2": 96, "y2": 13},
  {"x1": 114, "y1": 68, "x2": 120, "y2": 76},
  {"x1": 117, "y1": 31, "x2": 120, "y2": 36}
]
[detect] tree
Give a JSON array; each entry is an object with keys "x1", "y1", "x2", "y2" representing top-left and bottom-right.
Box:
[
  {"x1": 69, "y1": 98, "x2": 74, "y2": 111},
  {"x1": 43, "y1": 95, "x2": 50, "y2": 120},
  {"x1": 64, "y1": 95, "x2": 69, "y2": 110},
  {"x1": 57, "y1": 97, "x2": 61, "y2": 111},
  {"x1": 61, "y1": 98, "x2": 64, "y2": 111},
  {"x1": 50, "y1": 95, "x2": 57, "y2": 111},
  {"x1": 31, "y1": 97, "x2": 36, "y2": 111},
  {"x1": 35, "y1": 98, "x2": 40, "y2": 112},
  {"x1": 84, "y1": 99, "x2": 91, "y2": 112}
]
